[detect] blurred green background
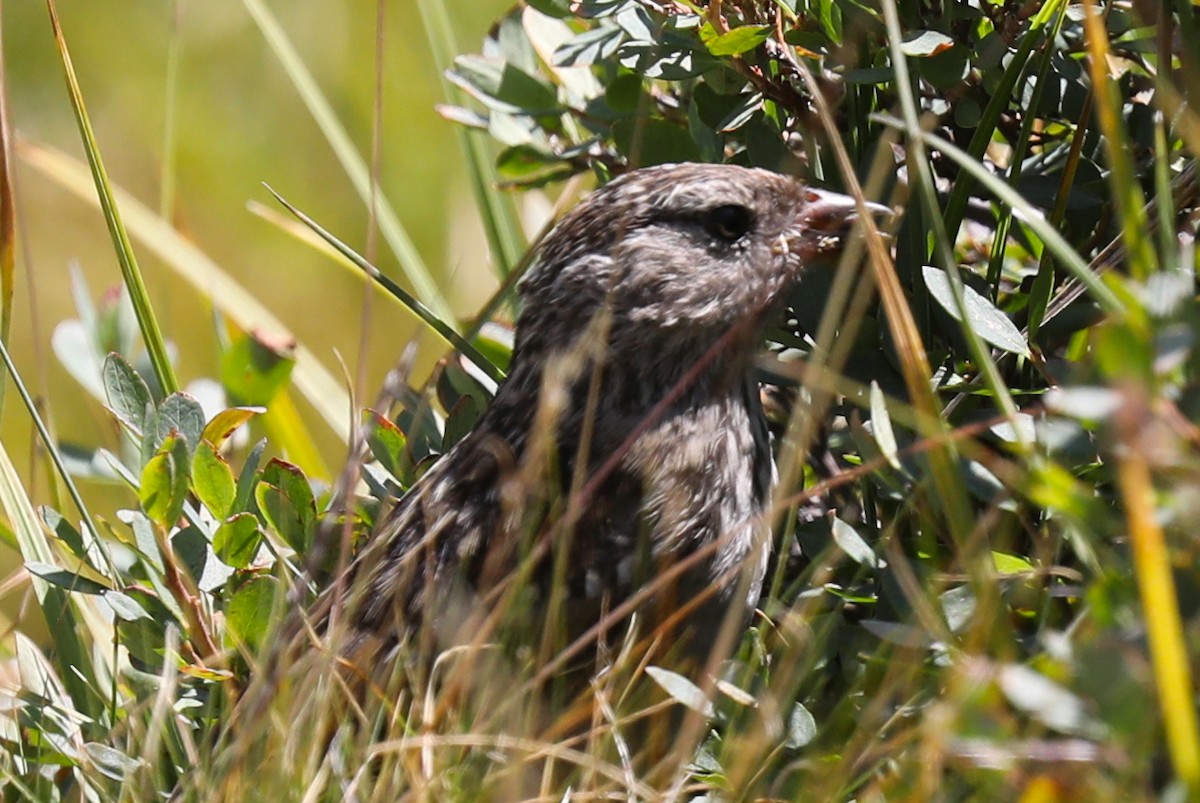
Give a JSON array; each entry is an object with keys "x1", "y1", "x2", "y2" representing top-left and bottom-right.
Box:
[{"x1": 2, "y1": 0, "x2": 510, "y2": 633}]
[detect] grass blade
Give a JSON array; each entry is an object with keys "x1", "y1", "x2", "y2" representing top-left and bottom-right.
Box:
[
  {"x1": 45, "y1": 0, "x2": 179, "y2": 395},
  {"x1": 0, "y1": 435, "x2": 101, "y2": 726},
  {"x1": 265, "y1": 184, "x2": 505, "y2": 385},
  {"x1": 1117, "y1": 450, "x2": 1200, "y2": 796},
  {"x1": 879, "y1": 0, "x2": 1027, "y2": 461}
]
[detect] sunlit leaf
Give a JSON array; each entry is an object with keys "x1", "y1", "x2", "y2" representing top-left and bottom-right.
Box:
[
  {"x1": 103, "y1": 352, "x2": 153, "y2": 435},
  {"x1": 646, "y1": 666, "x2": 714, "y2": 716},
  {"x1": 192, "y1": 440, "x2": 236, "y2": 519},
  {"x1": 923, "y1": 266, "x2": 1030, "y2": 357}
]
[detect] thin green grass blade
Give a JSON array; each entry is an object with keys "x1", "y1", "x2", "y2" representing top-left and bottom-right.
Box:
[
  {"x1": 45, "y1": 0, "x2": 179, "y2": 395},
  {"x1": 19, "y1": 137, "x2": 352, "y2": 445},
  {"x1": 240, "y1": 0, "x2": 457, "y2": 326},
  {"x1": 0, "y1": 337, "x2": 119, "y2": 584},
  {"x1": 0, "y1": 435, "x2": 102, "y2": 726},
  {"x1": 265, "y1": 184, "x2": 505, "y2": 385},
  {"x1": 417, "y1": 0, "x2": 526, "y2": 278}
]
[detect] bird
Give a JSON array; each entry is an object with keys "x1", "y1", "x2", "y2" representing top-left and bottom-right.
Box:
[{"x1": 321, "y1": 162, "x2": 887, "y2": 693}]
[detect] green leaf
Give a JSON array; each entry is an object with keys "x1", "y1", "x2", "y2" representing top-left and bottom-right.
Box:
[
  {"x1": 939, "y1": 585, "x2": 977, "y2": 632},
  {"x1": 526, "y1": 0, "x2": 572, "y2": 17},
  {"x1": 52, "y1": 319, "x2": 105, "y2": 401},
  {"x1": 115, "y1": 588, "x2": 179, "y2": 672},
  {"x1": 496, "y1": 143, "x2": 559, "y2": 179},
  {"x1": 716, "y1": 92, "x2": 764, "y2": 133},
  {"x1": 699, "y1": 23, "x2": 772, "y2": 56},
  {"x1": 554, "y1": 25, "x2": 624, "y2": 67},
  {"x1": 438, "y1": 357, "x2": 493, "y2": 415},
  {"x1": 916, "y1": 44, "x2": 970, "y2": 91},
  {"x1": 868, "y1": 382, "x2": 901, "y2": 470},
  {"x1": 443, "y1": 396, "x2": 483, "y2": 451},
  {"x1": 213, "y1": 513, "x2": 263, "y2": 569},
  {"x1": 25, "y1": 561, "x2": 110, "y2": 595},
  {"x1": 860, "y1": 619, "x2": 933, "y2": 648},
  {"x1": 922, "y1": 266, "x2": 1030, "y2": 357},
  {"x1": 785, "y1": 703, "x2": 818, "y2": 749},
  {"x1": 471, "y1": 323, "x2": 513, "y2": 373},
  {"x1": 219, "y1": 331, "x2": 296, "y2": 406},
  {"x1": 365, "y1": 411, "x2": 413, "y2": 487},
  {"x1": 448, "y1": 55, "x2": 560, "y2": 115},
  {"x1": 226, "y1": 576, "x2": 279, "y2": 651},
  {"x1": 646, "y1": 666, "x2": 714, "y2": 716},
  {"x1": 139, "y1": 432, "x2": 190, "y2": 527},
  {"x1": 192, "y1": 440, "x2": 236, "y2": 519},
  {"x1": 997, "y1": 664, "x2": 1100, "y2": 736},
  {"x1": 612, "y1": 117, "x2": 702, "y2": 167},
  {"x1": 38, "y1": 506, "x2": 86, "y2": 560},
  {"x1": 992, "y1": 550, "x2": 1035, "y2": 575},
  {"x1": 172, "y1": 525, "x2": 235, "y2": 592},
  {"x1": 200, "y1": 406, "x2": 264, "y2": 449},
  {"x1": 255, "y1": 459, "x2": 316, "y2": 553},
  {"x1": 102, "y1": 352, "x2": 153, "y2": 435},
  {"x1": 831, "y1": 517, "x2": 884, "y2": 569},
  {"x1": 84, "y1": 742, "x2": 143, "y2": 781},
  {"x1": 435, "y1": 103, "x2": 488, "y2": 130},
  {"x1": 119, "y1": 509, "x2": 163, "y2": 572},
  {"x1": 234, "y1": 439, "x2": 267, "y2": 514},
  {"x1": 155, "y1": 392, "x2": 206, "y2": 455},
  {"x1": 100, "y1": 590, "x2": 149, "y2": 622}
]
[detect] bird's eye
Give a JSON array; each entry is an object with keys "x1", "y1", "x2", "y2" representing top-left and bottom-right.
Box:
[{"x1": 699, "y1": 205, "x2": 754, "y2": 242}]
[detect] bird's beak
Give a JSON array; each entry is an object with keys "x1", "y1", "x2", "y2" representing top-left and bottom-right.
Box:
[{"x1": 775, "y1": 188, "x2": 894, "y2": 260}]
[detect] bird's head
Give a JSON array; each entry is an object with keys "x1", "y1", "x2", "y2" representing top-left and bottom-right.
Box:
[{"x1": 516, "y1": 163, "x2": 889, "y2": 368}]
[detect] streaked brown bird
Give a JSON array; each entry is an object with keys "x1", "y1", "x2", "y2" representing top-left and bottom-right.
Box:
[{"x1": 326, "y1": 162, "x2": 886, "y2": 689}]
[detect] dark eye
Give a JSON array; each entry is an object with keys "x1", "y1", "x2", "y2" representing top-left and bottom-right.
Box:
[{"x1": 699, "y1": 205, "x2": 754, "y2": 242}]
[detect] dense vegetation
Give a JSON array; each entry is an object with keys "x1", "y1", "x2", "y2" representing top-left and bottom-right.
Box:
[{"x1": 1, "y1": 0, "x2": 1198, "y2": 799}]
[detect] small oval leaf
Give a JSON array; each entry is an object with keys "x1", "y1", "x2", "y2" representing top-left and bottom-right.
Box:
[
  {"x1": 192, "y1": 440, "x2": 236, "y2": 519},
  {"x1": 139, "y1": 433, "x2": 190, "y2": 526},
  {"x1": 646, "y1": 666, "x2": 714, "y2": 716},
  {"x1": 200, "y1": 406, "x2": 264, "y2": 450},
  {"x1": 785, "y1": 702, "x2": 818, "y2": 749},
  {"x1": 102, "y1": 352, "x2": 153, "y2": 434},
  {"x1": 922, "y1": 266, "x2": 1030, "y2": 357},
  {"x1": 213, "y1": 513, "x2": 263, "y2": 569},
  {"x1": 831, "y1": 516, "x2": 884, "y2": 569}
]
